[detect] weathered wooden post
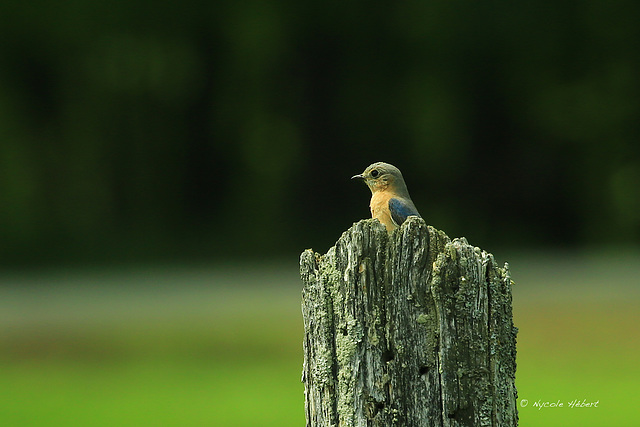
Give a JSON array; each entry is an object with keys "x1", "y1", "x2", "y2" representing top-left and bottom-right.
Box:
[{"x1": 300, "y1": 217, "x2": 518, "y2": 426}]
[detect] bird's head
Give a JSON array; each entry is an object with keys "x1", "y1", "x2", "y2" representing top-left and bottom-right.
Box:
[{"x1": 351, "y1": 162, "x2": 408, "y2": 194}]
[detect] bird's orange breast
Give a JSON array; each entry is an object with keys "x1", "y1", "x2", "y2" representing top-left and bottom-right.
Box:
[{"x1": 370, "y1": 191, "x2": 396, "y2": 231}]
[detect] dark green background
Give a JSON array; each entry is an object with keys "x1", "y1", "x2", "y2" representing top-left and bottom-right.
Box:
[{"x1": 2, "y1": 0, "x2": 639, "y2": 267}]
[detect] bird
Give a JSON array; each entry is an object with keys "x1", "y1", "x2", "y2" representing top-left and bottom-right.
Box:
[{"x1": 352, "y1": 162, "x2": 421, "y2": 232}]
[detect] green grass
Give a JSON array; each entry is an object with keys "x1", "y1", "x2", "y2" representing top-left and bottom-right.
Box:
[
  {"x1": 0, "y1": 358, "x2": 304, "y2": 427},
  {"x1": 514, "y1": 301, "x2": 639, "y2": 426},
  {"x1": 0, "y1": 313, "x2": 306, "y2": 427},
  {"x1": 0, "y1": 255, "x2": 638, "y2": 426}
]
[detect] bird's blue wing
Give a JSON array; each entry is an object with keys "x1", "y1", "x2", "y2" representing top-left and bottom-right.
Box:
[{"x1": 389, "y1": 197, "x2": 420, "y2": 226}]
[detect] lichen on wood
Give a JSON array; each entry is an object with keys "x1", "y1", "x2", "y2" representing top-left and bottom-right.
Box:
[{"x1": 300, "y1": 217, "x2": 518, "y2": 426}]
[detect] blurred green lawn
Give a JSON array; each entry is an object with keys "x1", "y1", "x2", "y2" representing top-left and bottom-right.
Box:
[{"x1": 0, "y1": 252, "x2": 638, "y2": 426}]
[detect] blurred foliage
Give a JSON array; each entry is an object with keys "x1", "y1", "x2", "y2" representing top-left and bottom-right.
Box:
[{"x1": 1, "y1": 0, "x2": 639, "y2": 265}]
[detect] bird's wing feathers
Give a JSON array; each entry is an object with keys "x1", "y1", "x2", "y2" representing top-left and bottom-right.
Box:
[{"x1": 389, "y1": 197, "x2": 420, "y2": 226}]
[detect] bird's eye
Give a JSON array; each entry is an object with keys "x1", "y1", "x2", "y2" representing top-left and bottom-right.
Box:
[{"x1": 370, "y1": 169, "x2": 380, "y2": 178}]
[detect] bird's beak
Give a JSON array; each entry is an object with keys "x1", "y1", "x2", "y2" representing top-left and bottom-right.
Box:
[{"x1": 351, "y1": 174, "x2": 364, "y2": 180}]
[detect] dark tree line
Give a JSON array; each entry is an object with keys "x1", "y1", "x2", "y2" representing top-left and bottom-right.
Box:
[{"x1": 1, "y1": 0, "x2": 639, "y2": 265}]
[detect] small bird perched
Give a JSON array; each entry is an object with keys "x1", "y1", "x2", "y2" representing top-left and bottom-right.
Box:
[{"x1": 352, "y1": 162, "x2": 421, "y2": 232}]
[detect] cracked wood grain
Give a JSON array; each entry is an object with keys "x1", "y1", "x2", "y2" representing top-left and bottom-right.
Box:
[{"x1": 301, "y1": 217, "x2": 518, "y2": 427}]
